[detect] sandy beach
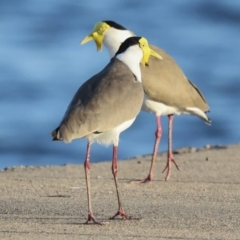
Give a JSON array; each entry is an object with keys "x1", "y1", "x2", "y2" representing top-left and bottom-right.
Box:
[{"x1": 0, "y1": 144, "x2": 239, "y2": 239}]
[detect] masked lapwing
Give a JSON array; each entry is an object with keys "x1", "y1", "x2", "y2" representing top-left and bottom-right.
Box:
[
  {"x1": 51, "y1": 36, "x2": 161, "y2": 224},
  {"x1": 81, "y1": 20, "x2": 211, "y2": 182}
]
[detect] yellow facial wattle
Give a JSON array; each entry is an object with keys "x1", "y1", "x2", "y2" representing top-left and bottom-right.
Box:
[
  {"x1": 138, "y1": 37, "x2": 162, "y2": 66},
  {"x1": 80, "y1": 22, "x2": 110, "y2": 51}
]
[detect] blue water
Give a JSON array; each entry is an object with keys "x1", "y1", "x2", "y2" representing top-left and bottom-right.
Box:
[{"x1": 1, "y1": 0, "x2": 240, "y2": 169}]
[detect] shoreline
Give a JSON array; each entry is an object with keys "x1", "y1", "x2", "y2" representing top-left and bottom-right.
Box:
[
  {"x1": 1, "y1": 143, "x2": 232, "y2": 172},
  {"x1": 0, "y1": 143, "x2": 239, "y2": 239}
]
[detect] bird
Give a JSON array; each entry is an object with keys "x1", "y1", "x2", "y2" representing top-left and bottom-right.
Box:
[
  {"x1": 81, "y1": 20, "x2": 211, "y2": 182},
  {"x1": 51, "y1": 36, "x2": 162, "y2": 224}
]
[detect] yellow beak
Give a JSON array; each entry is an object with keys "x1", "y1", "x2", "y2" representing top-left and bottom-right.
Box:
[
  {"x1": 81, "y1": 35, "x2": 94, "y2": 44},
  {"x1": 80, "y1": 32, "x2": 104, "y2": 51}
]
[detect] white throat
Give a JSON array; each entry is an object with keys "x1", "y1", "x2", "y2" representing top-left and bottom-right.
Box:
[
  {"x1": 116, "y1": 45, "x2": 143, "y2": 82},
  {"x1": 103, "y1": 28, "x2": 134, "y2": 58}
]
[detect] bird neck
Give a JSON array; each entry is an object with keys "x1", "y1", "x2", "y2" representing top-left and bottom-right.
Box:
[
  {"x1": 103, "y1": 28, "x2": 134, "y2": 58},
  {"x1": 116, "y1": 45, "x2": 142, "y2": 82}
]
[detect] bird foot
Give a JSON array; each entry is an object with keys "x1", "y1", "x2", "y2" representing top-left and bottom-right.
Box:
[
  {"x1": 85, "y1": 212, "x2": 104, "y2": 225},
  {"x1": 162, "y1": 156, "x2": 179, "y2": 181},
  {"x1": 129, "y1": 174, "x2": 153, "y2": 184},
  {"x1": 110, "y1": 207, "x2": 131, "y2": 220}
]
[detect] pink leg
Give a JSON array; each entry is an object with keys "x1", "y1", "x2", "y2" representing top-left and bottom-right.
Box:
[
  {"x1": 131, "y1": 115, "x2": 162, "y2": 183},
  {"x1": 84, "y1": 142, "x2": 103, "y2": 225},
  {"x1": 162, "y1": 114, "x2": 179, "y2": 181},
  {"x1": 110, "y1": 145, "x2": 130, "y2": 220}
]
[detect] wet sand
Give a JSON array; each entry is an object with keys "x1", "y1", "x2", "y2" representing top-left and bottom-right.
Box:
[{"x1": 0, "y1": 144, "x2": 239, "y2": 239}]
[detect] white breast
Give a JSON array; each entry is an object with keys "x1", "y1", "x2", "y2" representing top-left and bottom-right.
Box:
[
  {"x1": 86, "y1": 118, "x2": 136, "y2": 146},
  {"x1": 142, "y1": 94, "x2": 210, "y2": 123},
  {"x1": 142, "y1": 93, "x2": 182, "y2": 116}
]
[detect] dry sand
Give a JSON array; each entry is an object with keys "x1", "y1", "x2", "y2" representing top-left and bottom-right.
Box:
[{"x1": 0, "y1": 144, "x2": 240, "y2": 239}]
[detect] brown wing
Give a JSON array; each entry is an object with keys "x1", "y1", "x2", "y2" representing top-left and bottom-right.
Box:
[
  {"x1": 54, "y1": 58, "x2": 143, "y2": 142},
  {"x1": 141, "y1": 45, "x2": 210, "y2": 112}
]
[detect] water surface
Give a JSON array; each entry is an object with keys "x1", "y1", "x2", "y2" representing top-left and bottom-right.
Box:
[{"x1": 1, "y1": 0, "x2": 239, "y2": 169}]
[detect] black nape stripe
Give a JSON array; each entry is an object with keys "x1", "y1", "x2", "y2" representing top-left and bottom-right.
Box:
[
  {"x1": 103, "y1": 20, "x2": 127, "y2": 30},
  {"x1": 115, "y1": 36, "x2": 141, "y2": 56}
]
